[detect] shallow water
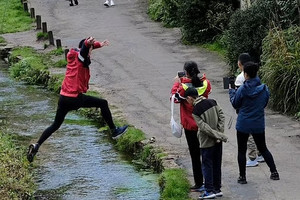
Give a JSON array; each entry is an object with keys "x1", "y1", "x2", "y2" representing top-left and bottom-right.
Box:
[{"x1": 0, "y1": 60, "x2": 160, "y2": 200}]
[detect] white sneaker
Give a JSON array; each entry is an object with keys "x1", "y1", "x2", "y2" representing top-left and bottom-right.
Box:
[
  {"x1": 257, "y1": 155, "x2": 265, "y2": 162},
  {"x1": 246, "y1": 159, "x2": 259, "y2": 167},
  {"x1": 104, "y1": 0, "x2": 109, "y2": 7}
]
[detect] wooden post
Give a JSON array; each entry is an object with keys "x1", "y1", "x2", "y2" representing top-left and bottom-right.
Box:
[
  {"x1": 42, "y1": 22, "x2": 47, "y2": 33},
  {"x1": 23, "y1": 2, "x2": 28, "y2": 12},
  {"x1": 64, "y1": 49, "x2": 69, "y2": 60},
  {"x1": 56, "y1": 39, "x2": 62, "y2": 49},
  {"x1": 36, "y1": 15, "x2": 41, "y2": 30},
  {"x1": 48, "y1": 31, "x2": 54, "y2": 45},
  {"x1": 30, "y1": 8, "x2": 35, "y2": 18}
]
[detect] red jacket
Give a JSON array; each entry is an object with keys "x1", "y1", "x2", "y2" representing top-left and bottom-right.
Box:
[
  {"x1": 171, "y1": 74, "x2": 212, "y2": 131},
  {"x1": 60, "y1": 40, "x2": 103, "y2": 97}
]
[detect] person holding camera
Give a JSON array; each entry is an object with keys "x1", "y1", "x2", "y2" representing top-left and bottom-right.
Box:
[
  {"x1": 229, "y1": 61, "x2": 279, "y2": 184},
  {"x1": 235, "y1": 53, "x2": 264, "y2": 167},
  {"x1": 170, "y1": 61, "x2": 212, "y2": 192},
  {"x1": 27, "y1": 37, "x2": 128, "y2": 163}
]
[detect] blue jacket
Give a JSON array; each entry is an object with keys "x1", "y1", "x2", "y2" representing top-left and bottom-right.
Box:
[{"x1": 229, "y1": 76, "x2": 269, "y2": 134}]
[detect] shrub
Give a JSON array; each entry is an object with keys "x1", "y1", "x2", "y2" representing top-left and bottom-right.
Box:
[
  {"x1": 223, "y1": 1, "x2": 272, "y2": 71},
  {"x1": 180, "y1": 0, "x2": 237, "y2": 44},
  {"x1": 148, "y1": 0, "x2": 164, "y2": 21},
  {"x1": 260, "y1": 26, "x2": 300, "y2": 115},
  {"x1": 160, "y1": 0, "x2": 183, "y2": 27}
]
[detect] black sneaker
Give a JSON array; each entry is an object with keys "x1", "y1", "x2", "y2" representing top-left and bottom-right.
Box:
[
  {"x1": 270, "y1": 171, "x2": 280, "y2": 180},
  {"x1": 190, "y1": 184, "x2": 205, "y2": 192},
  {"x1": 74, "y1": 0, "x2": 78, "y2": 5},
  {"x1": 111, "y1": 125, "x2": 128, "y2": 139},
  {"x1": 237, "y1": 176, "x2": 247, "y2": 184},
  {"x1": 27, "y1": 143, "x2": 39, "y2": 163}
]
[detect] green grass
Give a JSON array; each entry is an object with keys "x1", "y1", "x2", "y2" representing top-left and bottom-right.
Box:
[
  {"x1": 0, "y1": 131, "x2": 35, "y2": 199},
  {"x1": 48, "y1": 48, "x2": 64, "y2": 56},
  {"x1": 200, "y1": 40, "x2": 227, "y2": 58},
  {"x1": 0, "y1": 36, "x2": 6, "y2": 43},
  {"x1": 37, "y1": 32, "x2": 48, "y2": 40},
  {"x1": 0, "y1": 0, "x2": 33, "y2": 34},
  {"x1": 159, "y1": 169, "x2": 191, "y2": 200},
  {"x1": 54, "y1": 59, "x2": 67, "y2": 68}
]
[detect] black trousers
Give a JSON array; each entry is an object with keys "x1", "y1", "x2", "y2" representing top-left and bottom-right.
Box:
[
  {"x1": 185, "y1": 129, "x2": 203, "y2": 186},
  {"x1": 237, "y1": 131, "x2": 277, "y2": 177},
  {"x1": 37, "y1": 94, "x2": 115, "y2": 145}
]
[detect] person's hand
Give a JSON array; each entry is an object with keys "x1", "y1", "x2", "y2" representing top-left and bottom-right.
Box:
[
  {"x1": 87, "y1": 37, "x2": 95, "y2": 45},
  {"x1": 101, "y1": 39, "x2": 109, "y2": 46},
  {"x1": 174, "y1": 76, "x2": 181, "y2": 83}
]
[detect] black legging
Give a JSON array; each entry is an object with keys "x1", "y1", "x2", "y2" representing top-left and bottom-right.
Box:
[
  {"x1": 37, "y1": 94, "x2": 116, "y2": 145},
  {"x1": 237, "y1": 131, "x2": 277, "y2": 177},
  {"x1": 185, "y1": 129, "x2": 203, "y2": 186}
]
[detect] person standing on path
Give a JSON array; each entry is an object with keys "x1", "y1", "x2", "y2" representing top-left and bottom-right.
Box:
[
  {"x1": 235, "y1": 53, "x2": 264, "y2": 167},
  {"x1": 171, "y1": 61, "x2": 212, "y2": 192},
  {"x1": 27, "y1": 37, "x2": 128, "y2": 163},
  {"x1": 185, "y1": 87, "x2": 227, "y2": 199},
  {"x1": 229, "y1": 61, "x2": 280, "y2": 184},
  {"x1": 69, "y1": 0, "x2": 78, "y2": 6},
  {"x1": 104, "y1": 0, "x2": 115, "y2": 7}
]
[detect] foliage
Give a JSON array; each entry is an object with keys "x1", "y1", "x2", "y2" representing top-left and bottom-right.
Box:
[
  {"x1": 47, "y1": 74, "x2": 64, "y2": 93},
  {"x1": 148, "y1": 0, "x2": 164, "y2": 21},
  {"x1": 0, "y1": 132, "x2": 35, "y2": 199},
  {"x1": 180, "y1": 0, "x2": 237, "y2": 44},
  {"x1": 0, "y1": 36, "x2": 6, "y2": 44},
  {"x1": 160, "y1": 0, "x2": 182, "y2": 27},
  {"x1": 159, "y1": 168, "x2": 191, "y2": 200},
  {"x1": 48, "y1": 48, "x2": 64, "y2": 56},
  {"x1": 223, "y1": 1, "x2": 272, "y2": 71},
  {"x1": 115, "y1": 127, "x2": 146, "y2": 153},
  {"x1": 260, "y1": 26, "x2": 300, "y2": 115},
  {"x1": 9, "y1": 47, "x2": 50, "y2": 85},
  {"x1": 0, "y1": 0, "x2": 33, "y2": 34},
  {"x1": 54, "y1": 59, "x2": 67, "y2": 68},
  {"x1": 37, "y1": 32, "x2": 48, "y2": 40}
]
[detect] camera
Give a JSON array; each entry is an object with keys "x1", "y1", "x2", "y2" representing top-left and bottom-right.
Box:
[
  {"x1": 223, "y1": 76, "x2": 235, "y2": 89},
  {"x1": 177, "y1": 71, "x2": 185, "y2": 78}
]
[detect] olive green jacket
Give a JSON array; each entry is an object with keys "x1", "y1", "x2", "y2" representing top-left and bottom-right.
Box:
[{"x1": 192, "y1": 96, "x2": 227, "y2": 148}]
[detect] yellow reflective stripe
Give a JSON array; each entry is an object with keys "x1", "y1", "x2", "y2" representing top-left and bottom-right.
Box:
[{"x1": 182, "y1": 80, "x2": 208, "y2": 95}]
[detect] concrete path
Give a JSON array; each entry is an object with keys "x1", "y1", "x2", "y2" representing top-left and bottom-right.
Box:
[{"x1": 2, "y1": 0, "x2": 300, "y2": 199}]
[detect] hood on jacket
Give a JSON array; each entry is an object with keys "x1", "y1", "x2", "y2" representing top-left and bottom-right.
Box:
[{"x1": 242, "y1": 76, "x2": 266, "y2": 99}]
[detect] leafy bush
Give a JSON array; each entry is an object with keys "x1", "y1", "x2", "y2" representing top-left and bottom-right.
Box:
[
  {"x1": 180, "y1": 0, "x2": 236, "y2": 44},
  {"x1": 223, "y1": 1, "x2": 272, "y2": 71},
  {"x1": 148, "y1": 0, "x2": 164, "y2": 21},
  {"x1": 260, "y1": 26, "x2": 300, "y2": 115},
  {"x1": 160, "y1": 0, "x2": 182, "y2": 27}
]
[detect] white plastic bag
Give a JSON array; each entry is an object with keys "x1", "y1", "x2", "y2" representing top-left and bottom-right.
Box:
[{"x1": 170, "y1": 94, "x2": 182, "y2": 138}]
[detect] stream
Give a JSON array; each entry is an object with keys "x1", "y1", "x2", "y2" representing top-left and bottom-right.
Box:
[{"x1": 0, "y1": 60, "x2": 160, "y2": 200}]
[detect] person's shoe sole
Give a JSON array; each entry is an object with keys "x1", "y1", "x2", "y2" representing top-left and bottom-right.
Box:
[
  {"x1": 104, "y1": 3, "x2": 109, "y2": 7},
  {"x1": 69, "y1": 3, "x2": 74, "y2": 6},
  {"x1": 74, "y1": 0, "x2": 78, "y2": 5},
  {"x1": 112, "y1": 126, "x2": 128, "y2": 139},
  {"x1": 27, "y1": 144, "x2": 37, "y2": 163}
]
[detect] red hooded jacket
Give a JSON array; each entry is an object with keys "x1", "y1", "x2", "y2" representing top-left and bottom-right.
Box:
[
  {"x1": 171, "y1": 74, "x2": 211, "y2": 131},
  {"x1": 60, "y1": 40, "x2": 103, "y2": 97}
]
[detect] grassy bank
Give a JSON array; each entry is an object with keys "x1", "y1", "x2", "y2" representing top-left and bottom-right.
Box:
[
  {"x1": 0, "y1": 131, "x2": 35, "y2": 199},
  {"x1": 0, "y1": 0, "x2": 33, "y2": 34}
]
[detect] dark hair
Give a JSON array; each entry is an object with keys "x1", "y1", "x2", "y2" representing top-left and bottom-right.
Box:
[
  {"x1": 238, "y1": 53, "x2": 252, "y2": 66},
  {"x1": 184, "y1": 87, "x2": 198, "y2": 98},
  {"x1": 78, "y1": 39, "x2": 85, "y2": 48},
  {"x1": 183, "y1": 61, "x2": 203, "y2": 87},
  {"x1": 243, "y1": 61, "x2": 259, "y2": 78}
]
